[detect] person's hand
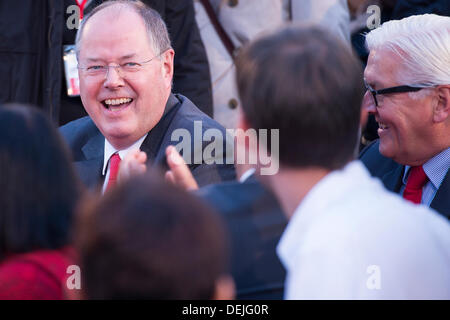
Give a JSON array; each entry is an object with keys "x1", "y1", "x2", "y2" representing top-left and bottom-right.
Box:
[
  {"x1": 118, "y1": 149, "x2": 147, "y2": 182},
  {"x1": 165, "y1": 145, "x2": 199, "y2": 191}
]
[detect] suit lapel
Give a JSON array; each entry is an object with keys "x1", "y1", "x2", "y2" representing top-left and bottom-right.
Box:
[
  {"x1": 381, "y1": 164, "x2": 404, "y2": 193},
  {"x1": 76, "y1": 131, "x2": 104, "y2": 189},
  {"x1": 430, "y1": 170, "x2": 450, "y2": 219},
  {"x1": 140, "y1": 94, "x2": 180, "y2": 166}
]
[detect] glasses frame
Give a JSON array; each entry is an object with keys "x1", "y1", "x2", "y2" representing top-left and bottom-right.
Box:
[
  {"x1": 363, "y1": 79, "x2": 430, "y2": 107},
  {"x1": 77, "y1": 49, "x2": 168, "y2": 79}
]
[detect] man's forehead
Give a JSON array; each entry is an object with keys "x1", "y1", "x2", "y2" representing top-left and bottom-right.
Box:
[
  {"x1": 364, "y1": 49, "x2": 396, "y2": 84},
  {"x1": 79, "y1": 6, "x2": 151, "y2": 59}
]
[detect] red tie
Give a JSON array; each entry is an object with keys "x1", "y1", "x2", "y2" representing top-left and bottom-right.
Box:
[
  {"x1": 403, "y1": 165, "x2": 428, "y2": 204},
  {"x1": 106, "y1": 153, "x2": 121, "y2": 191}
]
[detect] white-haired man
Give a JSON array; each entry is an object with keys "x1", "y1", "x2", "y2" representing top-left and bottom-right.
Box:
[{"x1": 360, "y1": 14, "x2": 450, "y2": 219}]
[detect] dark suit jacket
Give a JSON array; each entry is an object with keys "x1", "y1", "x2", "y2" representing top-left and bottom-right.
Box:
[
  {"x1": 196, "y1": 175, "x2": 287, "y2": 299},
  {"x1": 360, "y1": 140, "x2": 450, "y2": 219},
  {"x1": 60, "y1": 94, "x2": 235, "y2": 190}
]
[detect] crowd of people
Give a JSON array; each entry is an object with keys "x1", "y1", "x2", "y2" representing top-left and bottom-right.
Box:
[{"x1": 0, "y1": 0, "x2": 449, "y2": 300}]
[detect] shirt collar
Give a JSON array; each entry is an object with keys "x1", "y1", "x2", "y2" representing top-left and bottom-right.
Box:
[
  {"x1": 402, "y1": 147, "x2": 450, "y2": 189},
  {"x1": 102, "y1": 134, "x2": 148, "y2": 175},
  {"x1": 239, "y1": 168, "x2": 256, "y2": 183}
]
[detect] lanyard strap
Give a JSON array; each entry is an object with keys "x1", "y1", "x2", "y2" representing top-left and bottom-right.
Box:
[
  {"x1": 199, "y1": 0, "x2": 236, "y2": 59},
  {"x1": 75, "y1": 0, "x2": 88, "y2": 19}
]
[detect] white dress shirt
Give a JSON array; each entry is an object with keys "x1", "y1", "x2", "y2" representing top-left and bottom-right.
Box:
[
  {"x1": 277, "y1": 160, "x2": 450, "y2": 299},
  {"x1": 102, "y1": 135, "x2": 148, "y2": 193}
]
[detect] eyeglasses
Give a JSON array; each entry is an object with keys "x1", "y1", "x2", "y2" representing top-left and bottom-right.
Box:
[
  {"x1": 363, "y1": 79, "x2": 431, "y2": 107},
  {"x1": 78, "y1": 50, "x2": 167, "y2": 79}
]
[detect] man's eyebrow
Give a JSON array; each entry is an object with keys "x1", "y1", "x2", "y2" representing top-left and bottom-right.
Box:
[
  {"x1": 85, "y1": 57, "x2": 104, "y2": 62},
  {"x1": 84, "y1": 54, "x2": 137, "y2": 62},
  {"x1": 364, "y1": 73, "x2": 381, "y2": 87},
  {"x1": 120, "y1": 54, "x2": 137, "y2": 60}
]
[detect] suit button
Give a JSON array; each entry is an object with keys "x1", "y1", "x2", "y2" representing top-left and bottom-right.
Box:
[
  {"x1": 228, "y1": 98, "x2": 238, "y2": 109},
  {"x1": 228, "y1": 0, "x2": 238, "y2": 7}
]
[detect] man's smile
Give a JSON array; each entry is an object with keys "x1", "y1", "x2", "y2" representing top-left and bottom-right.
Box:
[{"x1": 101, "y1": 97, "x2": 134, "y2": 110}]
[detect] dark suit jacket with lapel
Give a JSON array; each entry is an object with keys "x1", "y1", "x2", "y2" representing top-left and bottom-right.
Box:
[
  {"x1": 360, "y1": 140, "x2": 450, "y2": 219},
  {"x1": 196, "y1": 175, "x2": 287, "y2": 299},
  {"x1": 60, "y1": 94, "x2": 235, "y2": 190}
]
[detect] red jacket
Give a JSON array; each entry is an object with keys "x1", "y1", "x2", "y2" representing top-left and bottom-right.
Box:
[{"x1": 0, "y1": 247, "x2": 75, "y2": 300}]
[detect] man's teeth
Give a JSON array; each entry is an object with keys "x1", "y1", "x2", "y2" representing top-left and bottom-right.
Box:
[
  {"x1": 378, "y1": 123, "x2": 388, "y2": 129},
  {"x1": 104, "y1": 98, "x2": 132, "y2": 106}
]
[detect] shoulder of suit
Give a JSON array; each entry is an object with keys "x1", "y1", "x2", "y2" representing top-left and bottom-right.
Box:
[
  {"x1": 195, "y1": 178, "x2": 266, "y2": 204},
  {"x1": 359, "y1": 139, "x2": 401, "y2": 177},
  {"x1": 173, "y1": 94, "x2": 227, "y2": 133},
  {"x1": 59, "y1": 116, "x2": 99, "y2": 145}
]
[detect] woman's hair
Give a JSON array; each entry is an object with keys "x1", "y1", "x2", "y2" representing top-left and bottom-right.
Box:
[
  {"x1": 0, "y1": 104, "x2": 82, "y2": 259},
  {"x1": 77, "y1": 172, "x2": 229, "y2": 299}
]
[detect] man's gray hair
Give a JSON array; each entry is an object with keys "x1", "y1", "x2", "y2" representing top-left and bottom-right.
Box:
[
  {"x1": 366, "y1": 14, "x2": 450, "y2": 89},
  {"x1": 75, "y1": 0, "x2": 172, "y2": 58}
]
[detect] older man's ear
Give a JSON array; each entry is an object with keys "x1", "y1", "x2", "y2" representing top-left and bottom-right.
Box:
[
  {"x1": 433, "y1": 85, "x2": 450, "y2": 123},
  {"x1": 161, "y1": 48, "x2": 175, "y2": 90}
]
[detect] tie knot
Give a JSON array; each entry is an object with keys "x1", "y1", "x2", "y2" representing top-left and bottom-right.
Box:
[
  {"x1": 110, "y1": 153, "x2": 121, "y2": 168},
  {"x1": 407, "y1": 165, "x2": 428, "y2": 190},
  {"x1": 106, "y1": 153, "x2": 121, "y2": 191}
]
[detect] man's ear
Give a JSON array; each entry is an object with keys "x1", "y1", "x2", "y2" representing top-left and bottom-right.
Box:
[
  {"x1": 433, "y1": 85, "x2": 450, "y2": 123},
  {"x1": 212, "y1": 275, "x2": 235, "y2": 300},
  {"x1": 162, "y1": 49, "x2": 175, "y2": 89}
]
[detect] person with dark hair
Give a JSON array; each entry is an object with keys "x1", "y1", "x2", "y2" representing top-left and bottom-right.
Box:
[
  {"x1": 0, "y1": 104, "x2": 82, "y2": 299},
  {"x1": 60, "y1": 0, "x2": 234, "y2": 192},
  {"x1": 194, "y1": 0, "x2": 351, "y2": 129},
  {"x1": 237, "y1": 26, "x2": 450, "y2": 299},
  {"x1": 164, "y1": 25, "x2": 450, "y2": 299},
  {"x1": 76, "y1": 172, "x2": 234, "y2": 299}
]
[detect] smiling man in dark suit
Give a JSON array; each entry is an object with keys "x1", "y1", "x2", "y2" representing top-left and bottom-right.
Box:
[
  {"x1": 359, "y1": 14, "x2": 450, "y2": 219},
  {"x1": 60, "y1": 0, "x2": 234, "y2": 191}
]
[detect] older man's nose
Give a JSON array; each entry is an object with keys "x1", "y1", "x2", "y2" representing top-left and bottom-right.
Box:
[
  {"x1": 103, "y1": 66, "x2": 125, "y2": 89},
  {"x1": 363, "y1": 91, "x2": 377, "y2": 114}
]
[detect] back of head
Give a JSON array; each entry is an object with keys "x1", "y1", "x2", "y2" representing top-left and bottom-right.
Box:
[
  {"x1": 0, "y1": 105, "x2": 81, "y2": 258},
  {"x1": 235, "y1": 26, "x2": 364, "y2": 170},
  {"x1": 365, "y1": 14, "x2": 450, "y2": 87},
  {"x1": 77, "y1": 173, "x2": 229, "y2": 299}
]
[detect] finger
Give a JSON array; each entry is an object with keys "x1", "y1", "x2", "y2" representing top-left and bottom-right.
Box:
[
  {"x1": 166, "y1": 145, "x2": 185, "y2": 167},
  {"x1": 137, "y1": 151, "x2": 147, "y2": 163},
  {"x1": 165, "y1": 146, "x2": 198, "y2": 190},
  {"x1": 165, "y1": 170, "x2": 175, "y2": 185}
]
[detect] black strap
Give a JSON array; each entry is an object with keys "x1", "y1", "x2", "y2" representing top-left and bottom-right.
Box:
[{"x1": 199, "y1": 0, "x2": 236, "y2": 59}]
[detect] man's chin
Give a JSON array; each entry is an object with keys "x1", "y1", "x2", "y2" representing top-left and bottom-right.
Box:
[
  {"x1": 378, "y1": 140, "x2": 396, "y2": 160},
  {"x1": 101, "y1": 127, "x2": 134, "y2": 147}
]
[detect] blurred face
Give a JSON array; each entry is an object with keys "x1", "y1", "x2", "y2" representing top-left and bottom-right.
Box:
[
  {"x1": 78, "y1": 7, "x2": 174, "y2": 149},
  {"x1": 364, "y1": 48, "x2": 437, "y2": 165}
]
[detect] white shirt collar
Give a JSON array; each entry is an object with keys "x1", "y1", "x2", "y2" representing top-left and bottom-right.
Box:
[
  {"x1": 403, "y1": 147, "x2": 450, "y2": 189},
  {"x1": 239, "y1": 168, "x2": 256, "y2": 183},
  {"x1": 102, "y1": 134, "x2": 148, "y2": 175}
]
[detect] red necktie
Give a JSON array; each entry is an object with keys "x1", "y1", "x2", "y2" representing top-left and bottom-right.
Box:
[
  {"x1": 106, "y1": 153, "x2": 121, "y2": 191},
  {"x1": 403, "y1": 165, "x2": 428, "y2": 204}
]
